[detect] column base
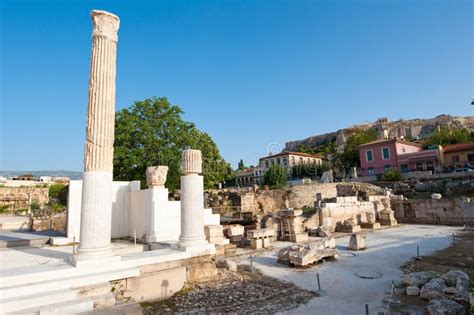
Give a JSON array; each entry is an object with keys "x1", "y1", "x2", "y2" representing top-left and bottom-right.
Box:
[
  {"x1": 178, "y1": 237, "x2": 215, "y2": 255},
  {"x1": 69, "y1": 246, "x2": 121, "y2": 267}
]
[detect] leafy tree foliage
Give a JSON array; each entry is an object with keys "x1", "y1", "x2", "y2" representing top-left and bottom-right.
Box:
[
  {"x1": 291, "y1": 161, "x2": 332, "y2": 179},
  {"x1": 263, "y1": 165, "x2": 288, "y2": 189},
  {"x1": 237, "y1": 159, "x2": 245, "y2": 170},
  {"x1": 48, "y1": 183, "x2": 68, "y2": 205},
  {"x1": 114, "y1": 97, "x2": 232, "y2": 191},
  {"x1": 381, "y1": 169, "x2": 402, "y2": 181},
  {"x1": 423, "y1": 126, "x2": 471, "y2": 147},
  {"x1": 338, "y1": 128, "x2": 378, "y2": 172}
]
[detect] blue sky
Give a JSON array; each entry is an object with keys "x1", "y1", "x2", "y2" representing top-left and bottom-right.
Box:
[{"x1": 1, "y1": 0, "x2": 472, "y2": 171}]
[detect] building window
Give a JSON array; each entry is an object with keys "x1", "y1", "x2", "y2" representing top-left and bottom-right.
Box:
[
  {"x1": 384, "y1": 165, "x2": 391, "y2": 172},
  {"x1": 402, "y1": 148, "x2": 406, "y2": 153},
  {"x1": 366, "y1": 150, "x2": 373, "y2": 162},
  {"x1": 382, "y1": 147, "x2": 390, "y2": 160},
  {"x1": 299, "y1": 157, "x2": 303, "y2": 163},
  {"x1": 468, "y1": 154, "x2": 474, "y2": 164},
  {"x1": 291, "y1": 156, "x2": 295, "y2": 164},
  {"x1": 368, "y1": 167, "x2": 375, "y2": 176},
  {"x1": 265, "y1": 160, "x2": 269, "y2": 168},
  {"x1": 452, "y1": 155, "x2": 460, "y2": 164},
  {"x1": 276, "y1": 158, "x2": 280, "y2": 165},
  {"x1": 283, "y1": 158, "x2": 288, "y2": 166}
]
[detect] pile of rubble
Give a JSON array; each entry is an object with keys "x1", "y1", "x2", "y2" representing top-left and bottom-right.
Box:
[
  {"x1": 395, "y1": 270, "x2": 471, "y2": 314},
  {"x1": 278, "y1": 236, "x2": 338, "y2": 266},
  {"x1": 142, "y1": 268, "x2": 317, "y2": 314}
]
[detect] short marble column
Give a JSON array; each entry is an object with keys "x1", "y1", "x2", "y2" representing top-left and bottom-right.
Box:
[
  {"x1": 145, "y1": 166, "x2": 170, "y2": 242},
  {"x1": 178, "y1": 150, "x2": 213, "y2": 253},
  {"x1": 71, "y1": 10, "x2": 120, "y2": 266}
]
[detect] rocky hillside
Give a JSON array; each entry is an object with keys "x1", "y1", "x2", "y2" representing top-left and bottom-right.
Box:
[{"x1": 285, "y1": 115, "x2": 474, "y2": 151}]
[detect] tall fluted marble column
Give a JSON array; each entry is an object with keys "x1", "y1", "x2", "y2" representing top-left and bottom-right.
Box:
[
  {"x1": 178, "y1": 150, "x2": 212, "y2": 252},
  {"x1": 71, "y1": 10, "x2": 120, "y2": 266}
]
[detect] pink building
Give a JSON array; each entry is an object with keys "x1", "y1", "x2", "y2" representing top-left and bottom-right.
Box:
[{"x1": 358, "y1": 139, "x2": 442, "y2": 176}]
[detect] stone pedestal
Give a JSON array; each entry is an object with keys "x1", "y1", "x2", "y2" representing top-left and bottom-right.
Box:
[
  {"x1": 71, "y1": 10, "x2": 120, "y2": 266},
  {"x1": 178, "y1": 150, "x2": 213, "y2": 253},
  {"x1": 145, "y1": 187, "x2": 170, "y2": 243}
]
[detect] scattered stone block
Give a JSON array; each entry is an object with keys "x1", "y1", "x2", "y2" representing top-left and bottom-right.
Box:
[
  {"x1": 403, "y1": 271, "x2": 439, "y2": 287},
  {"x1": 440, "y1": 270, "x2": 469, "y2": 287},
  {"x1": 427, "y1": 298, "x2": 466, "y2": 315},
  {"x1": 406, "y1": 286, "x2": 420, "y2": 296},
  {"x1": 227, "y1": 224, "x2": 245, "y2": 237},
  {"x1": 443, "y1": 287, "x2": 459, "y2": 295},
  {"x1": 420, "y1": 278, "x2": 447, "y2": 300},
  {"x1": 322, "y1": 236, "x2": 336, "y2": 249},
  {"x1": 348, "y1": 234, "x2": 366, "y2": 250},
  {"x1": 278, "y1": 237, "x2": 338, "y2": 266}
]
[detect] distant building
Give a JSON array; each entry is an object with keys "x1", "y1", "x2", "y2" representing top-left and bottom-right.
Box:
[
  {"x1": 235, "y1": 168, "x2": 255, "y2": 187},
  {"x1": 358, "y1": 138, "x2": 443, "y2": 176},
  {"x1": 443, "y1": 142, "x2": 474, "y2": 171},
  {"x1": 254, "y1": 151, "x2": 324, "y2": 185},
  {"x1": 13, "y1": 174, "x2": 35, "y2": 181}
]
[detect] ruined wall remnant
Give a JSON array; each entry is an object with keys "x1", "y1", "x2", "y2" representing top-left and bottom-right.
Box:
[
  {"x1": 0, "y1": 187, "x2": 49, "y2": 210},
  {"x1": 205, "y1": 183, "x2": 339, "y2": 215},
  {"x1": 392, "y1": 198, "x2": 474, "y2": 225}
]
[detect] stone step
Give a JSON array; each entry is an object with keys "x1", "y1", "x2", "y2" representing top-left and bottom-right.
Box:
[
  {"x1": 0, "y1": 267, "x2": 139, "y2": 300},
  {"x1": 7, "y1": 297, "x2": 94, "y2": 315},
  {"x1": 0, "y1": 288, "x2": 79, "y2": 313},
  {"x1": 0, "y1": 259, "x2": 140, "y2": 288},
  {"x1": 0, "y1": 236, "x2": 49, "y2": 248}
]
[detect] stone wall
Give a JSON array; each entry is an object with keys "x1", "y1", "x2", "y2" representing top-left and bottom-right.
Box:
[
  {"x1": 392, "y1": 198, "x2": 474, "y2": 225},
  {"x1": 0, "y1": 187, "x2": 49, "y2": 211}
]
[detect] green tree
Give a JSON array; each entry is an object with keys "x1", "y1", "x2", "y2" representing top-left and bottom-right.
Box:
[
  {"x1": 424, "y1": 126, "x2": 471, "y2": 147},
  {"x1": 338, "y1": 128, "x2": 378, "y2": 172},
  {"x1": 48, "y1": 184, "x2": 68, "y2": 205},
  {"x1": 48, "y1": 183, "x2": 65, "y2": 199},
  {"x1": 263, "y1": 165, "x2": 288, "y2": 189},
  {"x1": 237, "y1": 159, "x2": 245, "y2": 170},
  {"x1": 114, "y1": 97, "x2": 232, "y2": 191}
]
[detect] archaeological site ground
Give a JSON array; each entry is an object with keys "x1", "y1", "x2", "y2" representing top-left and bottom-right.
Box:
[{"x1": 1, "y1": 4, "x2": 473, "y2": 315}]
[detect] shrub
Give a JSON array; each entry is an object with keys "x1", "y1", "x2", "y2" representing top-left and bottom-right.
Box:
[
  {"x1": 263, "y1": 165, "x2": 288, "y2": 189},
  {"x1": 382, "y1": 170, "x2": 402, "y2": 181}
]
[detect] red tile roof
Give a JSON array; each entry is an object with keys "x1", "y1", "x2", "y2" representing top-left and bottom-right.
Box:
[{"x1": 443, "y1": 142, "x2": 474, "y2": 153}]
